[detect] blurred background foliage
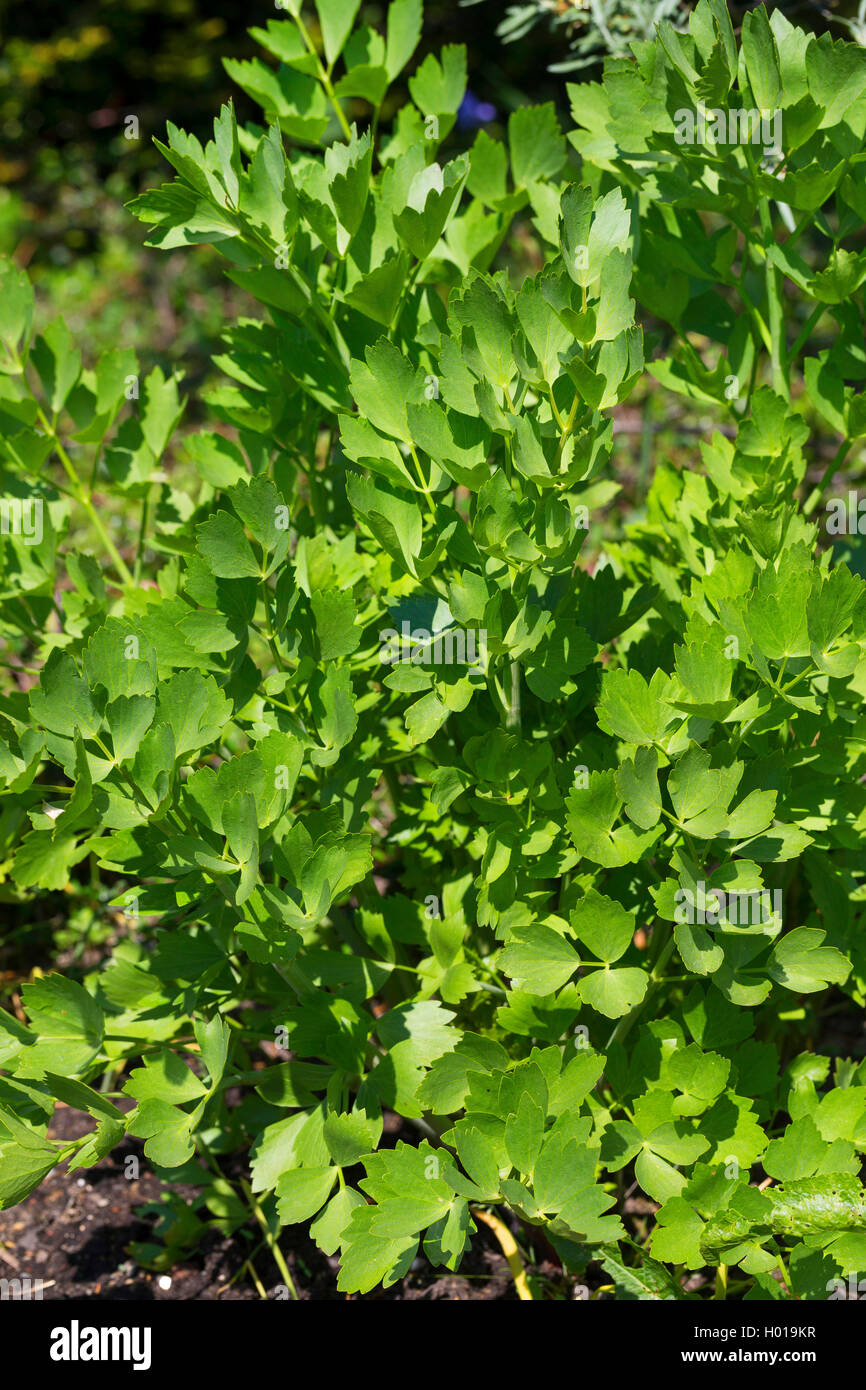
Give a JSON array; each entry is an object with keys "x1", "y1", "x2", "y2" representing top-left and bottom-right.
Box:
[{"x1": 473, "y1": 0, "x2": 857, "y2": 71}]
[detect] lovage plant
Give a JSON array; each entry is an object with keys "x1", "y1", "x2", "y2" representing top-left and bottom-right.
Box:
[{"x1": 1, "y1": 0, "x2": 866, "y2": 1301}]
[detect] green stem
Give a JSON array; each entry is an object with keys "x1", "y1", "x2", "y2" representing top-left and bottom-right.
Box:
[
  {"x1": 605, "y1": 930, "x2": 677, "y2": 1050},
  {"x1": 259, "y1": 574, "x2": 284, "y2": 671},
  {"x1": 134, "y1": 488, "x2": 151, "y2": 583},
  {"x1": 788, "y1": 302, "x2": 824, "y2": 367},
  {"x1": 774, "y1": 1253, "x2": 793, "y2": 1298},
  {"x1": 547, "y1": 386, "x2": 567, "y2": 432},
  {"x1": 390, "y1": 258, "x2": 423, "y2": 336},
  {"x1": 24, "y1": 387, "x2": 134, "y2": 584},
  {"x1": 293, "y1": 12, "x2": 352, "y2": 140},
  {"x1": 736, "y1": 239, "x2": 773, "y2": 358},
  {"x1": 239, "y1": 1179, "x2": 299, "y2": 1301},
  {"x1": 243, "y1": 226, "x2": 351, "y2": 374},
  {"x1": 803, "y1": 438, "x2": 850, "y2": 517},
  {"x1": 408, "y1": 443, "x2": 436, "y2": 517},
  {"x1": 753, "y1": 183, "x2": 788, "y2": 398},
  {"x1": 505, "y1": 660, "x2": 521, "y2": 731}
]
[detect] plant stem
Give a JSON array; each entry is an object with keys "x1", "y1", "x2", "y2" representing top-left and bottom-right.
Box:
[
  {"x1": 803, "y1": 438, "x2": 850, "y2": 517},
  {"x1": 605, "y1": 930, "x2": 677, "y2": 1050},
  {"x1": 259, "y1": 575, "x2": 284, "y2": 671},
  {"x1": 134, "y1": 488, "x2": 151, "y2": 582},
  {"x1": 244, "y1": 1258, "x2": 269, "y2": 1300},
  {"x1": 244, "y1": 226, "x2": 351, "y2": 373},
  {"x1": 754, "y1": 188, "x2": 788, "y2": 398},
  {"x1": 472, "y1": 1208, "x2": 533, "y2": 1301},
  {"x1": 239, "y1": 1179, "x2": 299, "y2": 1301},
  {"x1": 390, "y1": 258, "x2": 423, "y2": 336},
  {"x1": 293, "y1": 12, "x2": 353, "y2": 140},
  {"x1": 408, "y1": 443, "x2": 436, "y2": 516},
  {"x1": 788, "y1": 303, "x2": 824, "y2": 366},
  {"x1": 23, "y1": 387, "x2": 134, "y2": 583},
  {"x1": 774, "y1": 1254, "x2": 793, "y2": 1297},
  {"x1": 505, "y1": 660, "x2": 521, "y2": 731}
]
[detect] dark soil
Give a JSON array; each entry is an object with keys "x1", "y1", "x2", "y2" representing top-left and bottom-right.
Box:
[{"x1": 0, "y1": 1107, "x2": 557, "y2": 1301}]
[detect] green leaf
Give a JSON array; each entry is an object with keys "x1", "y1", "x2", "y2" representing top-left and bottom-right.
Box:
[
  {"x1": 499, "y1": 924, "x2": 579, "y2": 994},
  {"x1": 106, "y1": 695, "x2": 156, "y2": 764},
  {"x1": 509, "y1": 104, "x2": 566, "y2": 189},
  {"x1": 375, "y1": 1000, "x2": 456, "y2": 1067},
  {"x1": 197, "y1": 510, "x2": 261, "y2": 578},
  {"x1": 392, "y1": 156, "x2": 469, "y2": 261},
  {"x1": 310, "y1": 1186, "x2": 366, "y2": 1255},
  {"x1": 213, "y1": 101, "x2": 241, "y2": 206},
  {"x1": 386, "y1": 0, "x2": 422, "y2": 81},
  {"x1": 315, "y1": 0, "x2": 361, "y2": 68},
  {"x1": 0, "y1": 1143, "x2": 60, "y2": 1210},
  {"x1": 578, "y1": 967, "x2": 647, "y2": 1020},
  {"x1": 276, "y1": 1165, "x2": 337, "y2": 1223},
  {"x1": 84, "y1": 620, "x2": 158, "y2": 702},
  {"x1": 337, "y1": 1206, "x2": 417, "y2": 1293},
  {"x1": 601, "y1": 1246, "x2": 687, "y2": 1300},
  {"x1": 31, "y1": 319, "x2": 81, "y2": 413},
  {"x1": 598, "y1": 668, "x2": 670, "y2": 745},
  {"x1": 0, "y1": 258, "x2": 35, "y2": 356},
  {"x1": 768, "y1": 929, "x2": 851, "y2": 994},
  {"x1": 124, "y1": 1051, "x2": 208, "y2": 1104},
  {"x1": 505, "y1": 1092, "x2": 545, "y2": 1175},
  {"x1": 12, "y1": 832, "x2": 89, "y2": 893},
  {"x1": 616, "y1": 747, "x2": 661, "y2": 829},
  {"x1": 323, "y1": 1108, "x2": 383, "y2": 1167},
  {"x1": 561, "y1": 186, "x2": 631, "y2": 291},
  {"x1": 155, "y1": 670, "x2": 232, "y2": 759},
  {"x1": 141, "y1": 366, "x2": 184, "y2": 459},
  {"x1": 764, "y1": 1116, "x2": 828, "y2": 1181},
  {"x1": 570, "y1": 889, "x2": 636, "y2": 963},
  {"x1": 127, "y1": 1099, "x2": 197, "y2": 1167},
  {"x1": 566, "y1": 771, "x2": 661, "y2": 868},
  {"x1": 30, "y1": 651, "x2": 99, "y2": 739},
  {"x1": 741, "y1": 5, "x2": 782, "y2": 111},
  {"x1": 311, "y1": 588, "x2": 361, "y2": 660},
  {"x1": 408, "y1": 45, "x2": 467, "y2": 132},
  {"x1": 16, "y1": 975, "x2": 104, "y2": 1078}
]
